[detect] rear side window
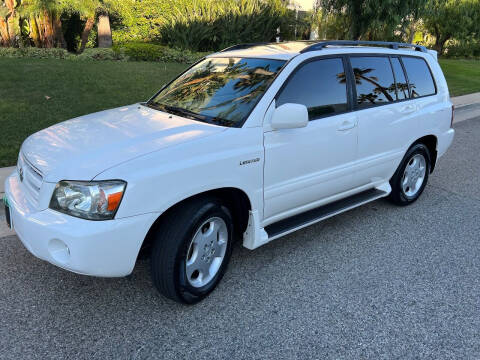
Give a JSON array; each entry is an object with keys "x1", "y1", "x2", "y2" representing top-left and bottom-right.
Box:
[
  {"x1": 390, "y1": 57, "x2": 409, "y2": 101},
  {"x1": 402, "y1": 57, "x2": 436, "y2": 98},
  {"x1": 276, "y1": 58, "x2": 348, "y2": 120},
  {"x1": 350, "y1": 56, "x2": 396, "y2": 107}
]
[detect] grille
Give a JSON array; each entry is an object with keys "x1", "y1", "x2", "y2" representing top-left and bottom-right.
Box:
[{"x1": 18, "y1": 153, "x2": 44, "y2": 206}]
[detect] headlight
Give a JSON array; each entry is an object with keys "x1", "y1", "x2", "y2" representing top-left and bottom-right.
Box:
[{"x1": 49, "y1": 180, "x2": 127, "y2": 220}]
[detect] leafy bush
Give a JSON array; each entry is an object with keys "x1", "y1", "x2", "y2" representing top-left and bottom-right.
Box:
[
  {"x1": 75, "y1": 48, "x2": 129, "y2": 61},
  {"x1": 0, "y1": 45, "x2": 202, "y2": 63},
  {"x1": 157, "y1": 0, "x2": 294, "y2": 52},
  {"x1": 445, "y1": 40, "x2": 480, "y2": 59},
  {"x1": 113, "y1": 42, "x2": 206, "y2": 64},
  {"x1": 0, "y1": 47, "x2": 75, "y2": 59},
  {"x1": 0, "y1": 47, "x2": 129, "y2": 61}
]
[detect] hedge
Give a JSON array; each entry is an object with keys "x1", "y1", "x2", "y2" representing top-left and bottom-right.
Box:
[
  {"x1": 0, "y1": 45, "x2": 206, "y2": 64},
  {"x1": 113, "y1": 43, "x2": 207, "y2": 63}
]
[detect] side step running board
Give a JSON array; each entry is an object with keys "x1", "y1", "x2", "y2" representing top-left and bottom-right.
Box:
[{"x1": 265, "y1": 188, "x2": 388, "y2": 241}]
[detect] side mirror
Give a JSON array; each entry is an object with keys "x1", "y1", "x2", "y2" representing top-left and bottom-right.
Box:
[{"x1": 270, "y1": 103, "x2": 309, "y2": 130}]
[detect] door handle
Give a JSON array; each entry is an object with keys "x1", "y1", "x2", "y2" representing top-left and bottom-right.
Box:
[
  {"x1": 337, "y1": 119, "x2": 356, "y2": 131},
  {"x1": 401, "y1": 104, "x2": 416, "y2": 114}
]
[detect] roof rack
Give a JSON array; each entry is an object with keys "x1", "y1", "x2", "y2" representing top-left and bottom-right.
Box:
[{"x1": 300, "y1": 40, "x2": 427, "y2": 53}]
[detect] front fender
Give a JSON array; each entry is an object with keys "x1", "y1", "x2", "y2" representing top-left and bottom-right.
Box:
[{"x1": 94, "y1": 127, "x2": 265, "y2": 220}]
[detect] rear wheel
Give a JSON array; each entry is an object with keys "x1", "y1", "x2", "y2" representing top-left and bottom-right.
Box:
[
  {"x1": 388, "y1": 143, "x2": 431, "y2": 206},
  {"x1": 150, "y1": 197, "x2": 234, "y2": 304}
]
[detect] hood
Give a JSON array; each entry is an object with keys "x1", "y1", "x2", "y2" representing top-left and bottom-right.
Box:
[{"x1": 21, "y1": 104, "x2": 226, "y2": 182}]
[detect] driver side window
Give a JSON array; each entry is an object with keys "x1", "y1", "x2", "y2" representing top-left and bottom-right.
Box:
[{"x1": 276, "y1": 58, "x2": 348, "y2": 120}]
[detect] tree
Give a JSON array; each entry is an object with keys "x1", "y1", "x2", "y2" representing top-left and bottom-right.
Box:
[
  {"x1": 319, "y1": 0, "x2": 428, "y2": 40},
  {"x1": 65, "y1": 0, "x2": 123, "y2": 52},
  {"x1": 0, "y1": 0, "x2": 20, "y2": 46},
  {"x1": 19, "y1": 0, "x2": 67, "y2": 48},
  {"x1": 423, "y1": 0, "x2": 480, "y2": 55}
]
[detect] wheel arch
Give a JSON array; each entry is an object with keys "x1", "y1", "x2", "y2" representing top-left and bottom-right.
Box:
[
  {"x1": 412, "y1": 134, "x2": 438, "y2": 173},
  {"x1": 138, "y1": 187, "x2": 252, "y2": 259}
]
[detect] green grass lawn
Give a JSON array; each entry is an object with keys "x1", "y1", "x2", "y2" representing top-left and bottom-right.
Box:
[
  {"x1": 0, "y1": 57, "x2": 479, "y2": 167},
  {"x1": 439, "y1": 59, "x2": 480, "y2": 97},
  {"x1": 0, "y1": 58, "x2": 186, "y2": 167}
]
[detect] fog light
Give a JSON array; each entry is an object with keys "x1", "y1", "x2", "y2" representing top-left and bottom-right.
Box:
[{"x1": 48, "y1": 239, "x2": 70, "y2": 264}]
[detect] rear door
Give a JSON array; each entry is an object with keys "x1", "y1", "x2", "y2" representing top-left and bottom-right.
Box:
[
  {"x1": 350, "y1": 55, "x2": 418, "y2": 185},
  {"x1": 263, "y1": 57, "x2": 358, "y2": 221}
]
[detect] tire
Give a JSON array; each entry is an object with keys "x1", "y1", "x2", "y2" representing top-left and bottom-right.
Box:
[
  {"x1": 150, "y1": 197, "x2": 234, "y2": 304},
  {"x1": 388, "y1": 143, "x2": 431, "y2": 206}
]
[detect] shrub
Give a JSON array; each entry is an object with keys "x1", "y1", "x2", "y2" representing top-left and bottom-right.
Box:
[
  {"x1": 157, "y1": 0, "x2": 293, "y2": 52},
  {"x1": 75, "y1": 48, "x2": 129, "y2": 61},
  {"x1": 0, "y1": 44, "x2": 203, "y2": 64},
  {"x1": 444, "y1": 40, "x2": 480, "y2": 59},
  {"x1": 0, "y1": 47, "x2": 131, "y2": 61},
  {"x1": 113, "y1": 42, "x2": 206, "y2": 64},
  {"x1": 0, "y1": 47, "x2": 75, "y2": 59}
]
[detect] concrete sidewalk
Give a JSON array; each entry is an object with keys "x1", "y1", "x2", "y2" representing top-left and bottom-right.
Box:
[
  {"x1": 0, "y1": 166, "x2": 14, "y2": 195},
  {"x1": 451, "y1": 92, "x2": 480, "y2": 107},
  {"x1": 1, "y1": 92, "x2": 480, "y2": 195}
]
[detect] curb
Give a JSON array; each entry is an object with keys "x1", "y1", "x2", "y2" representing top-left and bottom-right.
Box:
[
  {"x1": 1, "y1": 93, "x2": 480, "y2": 195},
  {"x1": 451, "y1": 92, "x2": 480, "y2": 108}
]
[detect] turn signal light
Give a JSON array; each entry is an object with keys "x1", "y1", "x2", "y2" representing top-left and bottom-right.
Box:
[{"x1": 108, "y1": 192, "x2": 123, "y2": 211}]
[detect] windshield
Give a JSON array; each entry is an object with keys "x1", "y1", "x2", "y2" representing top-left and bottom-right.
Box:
[{"x1": 148, "y1": 57, "x2": 286, "y2": 127}]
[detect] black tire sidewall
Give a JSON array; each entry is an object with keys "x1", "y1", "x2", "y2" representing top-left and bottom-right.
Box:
[
  {"x1": 390, "y1": 144, "x2": 431, "y2": 205},
  {"x1": 174, "y1": 201, "x2": 234, "y2": 303}
]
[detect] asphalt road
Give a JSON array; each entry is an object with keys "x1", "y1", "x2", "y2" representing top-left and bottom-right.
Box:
[{"x1": 1, "y1": 118, "x2": 479, "y2": 359}]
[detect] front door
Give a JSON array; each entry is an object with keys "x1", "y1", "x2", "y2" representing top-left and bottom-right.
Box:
[{"x1": 263, "y1": 57, "x2": 358, "y2": 221}]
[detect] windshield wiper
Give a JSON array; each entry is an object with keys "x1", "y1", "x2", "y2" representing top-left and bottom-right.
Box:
[
  {"x1": 147, "y1": 102, "x2": 235, "y2": 127},
  {"x1": 148, "y1": 102, "x2": 206, "y2": 122}
]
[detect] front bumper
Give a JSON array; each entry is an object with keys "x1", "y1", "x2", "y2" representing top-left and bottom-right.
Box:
[{"x1": 4, "y1": 173, "x2": 158, "y2": 277}]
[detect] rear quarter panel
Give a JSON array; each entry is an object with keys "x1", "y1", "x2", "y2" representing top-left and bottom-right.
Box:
[{"x1": 416, "y1": 57, "x2": 453, "y2": 148}]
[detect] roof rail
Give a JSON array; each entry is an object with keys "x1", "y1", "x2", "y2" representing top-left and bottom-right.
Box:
[
  {"x1": 300, "y1": 40, "x2": 427, "y2": 53},
  {"x1": 219, "y1": 42, "x2": 272, "y2": 52}
]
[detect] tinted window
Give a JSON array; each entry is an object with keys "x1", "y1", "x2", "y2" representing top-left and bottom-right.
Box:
[
  {"x1": 402, "y1": 57, "x2": 436, "y2": 98},
  {"x1": 149, "y1": 57, "x2": 285, "y2": 127},
  {"x1": 350, "y1": 57, "x2": 396, "y2": 106},
  {"x1": 391, "y1": 57, "x2": 409, "y2": 100},
  {"x1": 276, "y1": 58, "x2": 348, "y2": 120}
]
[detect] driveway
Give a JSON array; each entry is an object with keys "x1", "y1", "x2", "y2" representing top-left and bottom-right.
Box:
[{"x1": 0, "y1": 118, "x2": 479, "y2": 359}]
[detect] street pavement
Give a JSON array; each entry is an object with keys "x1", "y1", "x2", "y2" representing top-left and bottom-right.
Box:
[{"x1": 0, "y1": 118, "x2": 479, "y2": 359}]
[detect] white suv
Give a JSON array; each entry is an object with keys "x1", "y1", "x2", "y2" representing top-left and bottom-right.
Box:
[{"x1": 4, "y1": 41, "x2": 455, "y2": 303}]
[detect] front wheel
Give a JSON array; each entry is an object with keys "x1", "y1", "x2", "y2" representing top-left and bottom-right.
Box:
[
  {"x1": 150, "y1": 197, "x2": 234, "y2": 304},
  {"x1": 388, "y1": 143, "x2": 431, "y2": 206}
]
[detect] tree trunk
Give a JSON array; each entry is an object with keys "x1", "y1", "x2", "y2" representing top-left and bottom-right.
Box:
[
  {"x1": 434, "y1": 36, "x2": 449, "y2": 55},
  {"x1": 5, "y1": 0, "x2": 15, "y2": 12},
  {"x1": 29, "y1": 16, "x2": 41, "y2": 48},
  {"x1": 79, "y1": 16, "x2": 95, "y2": 53},
  {"x1": 351, "y1": 1, "x2": 363, "y2": 40},
  {"x1": 35, "y1": 15, "x2": 46, "y2": 47},
  {"x1": 53, "y1": 15, "x2": 66, "y2": 48},
  {"x1": 351, "y1": 19, "x2": 362, "y2": 40},
  {"x1": 7, "y1": 14, "x2": 18, "y2": 45},
  {"x1": 0, "y1": 18, "x2": 10, "y2": 46},
  {"x1": 2, "y1": 0, "x2": 19, "y2": 47},
  {"x1": 408, "y1": 22, "x2": 416, "y2": 43},
  {"x1": 38, "y1": 11, "x2": 54, "y2": 48},
  {"x1": 97, "y1": 15, "x2": 112, "y2": 48}
]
